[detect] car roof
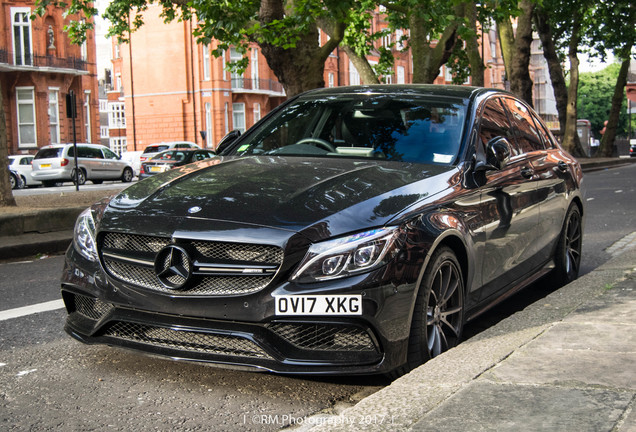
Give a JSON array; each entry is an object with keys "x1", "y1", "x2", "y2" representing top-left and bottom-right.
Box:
[{"x1": 299, "y1": 84, "x2": 500, "y2": 101}]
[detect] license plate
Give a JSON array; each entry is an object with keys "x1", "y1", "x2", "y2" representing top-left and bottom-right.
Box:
[
  {"x1": 40, "y1": 163, "x2": 51, "y2": 168},
  {"x1": 275, "y1": 295, "x2": 362, "y2": 316},
  {"x1": 150, "y1": 166, "x2": 162, "y2": 172}
]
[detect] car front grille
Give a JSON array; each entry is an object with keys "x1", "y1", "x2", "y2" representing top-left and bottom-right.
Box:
[
  {"x1": 267, "y1": 322, "x2": 378, "y2": 352},
  {"x1": 99, "y1": 232, "x2": 283, "y2": 296},
  {"x1": 103, "y1": 321, "x2": 272, "y2": 359},
  {"x1": 72, "y1": 293, "x2": 113, "y2": 320}
]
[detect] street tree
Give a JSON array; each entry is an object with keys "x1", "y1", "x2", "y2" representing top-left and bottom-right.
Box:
[{"x1": 0, "y1": 80, "x2": 17, "y2": 207}]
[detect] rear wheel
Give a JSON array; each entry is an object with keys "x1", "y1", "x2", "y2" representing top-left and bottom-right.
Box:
[
  {"x1": 552, "y1": 204, "x2": 582, "y2": 287},
  {"x1": 9, "y1": 172, "x2": 17, "y2": 189},
  {"x1": 121, "y1": 167, "x2": 133, "y2": 183},
  {"x1": 72, "y1": 168, "x2": 86, "y2": 186},
  {"x1": 395, "y1": 247, "x2": 464, "y2": 377}
]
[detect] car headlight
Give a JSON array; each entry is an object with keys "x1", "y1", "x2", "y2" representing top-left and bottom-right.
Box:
[
  {"x1": 73, "y1": 207, "x2": 98, "y2": 262},
  {"x1": 291, "y1": 227, "x2": 401, "y2": 283}
]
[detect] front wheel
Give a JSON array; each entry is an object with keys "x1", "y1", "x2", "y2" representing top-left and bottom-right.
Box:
[
  {"x1": 406, "y1": 246, "x2": 465, "y2": 371},
  {"x1": 551, "y1": 204, "x2": 582, "y2": 287},
  {"x1": 72, "y1": 169, "x2": 86, "y2": 186}
]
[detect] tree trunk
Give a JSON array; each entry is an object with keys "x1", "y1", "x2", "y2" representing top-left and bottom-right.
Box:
[
  {"x1": 509, "y1": 0, "x2": 535, "y2": 106},
  {"x1": 534, "y1": 7, "x2": 568, "y2": 135},
  {"x1": 561, "y1": 12, "x2": 586, "y2": 157},
  {"x1": 341, "y1": 46, "x2": 380, "y2": 84},
  {"x1": 464, "y1": 1, "x2": 484, "y2": 87},
  {"x1": 258, "y1": 0, "x2": 342, "y2": 96},
  {"x1": 497, "y1": 18, "x2": 514, "y2": 86},
  {"x1": 597, "y1": 56, "x2": 631, "y2": 157},
  {"x1": 0, "y1": 79, "x2": 17, "y2": 207}
]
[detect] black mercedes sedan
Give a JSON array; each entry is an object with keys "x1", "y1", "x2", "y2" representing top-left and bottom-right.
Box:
[{"x1": 63, "y1": 85, "x2": 584, "y2": 376}]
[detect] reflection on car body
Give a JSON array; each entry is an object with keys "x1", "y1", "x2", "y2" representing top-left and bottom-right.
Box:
[{"x1": 61, "y1": 85, "x2": 584, "y2": 376}]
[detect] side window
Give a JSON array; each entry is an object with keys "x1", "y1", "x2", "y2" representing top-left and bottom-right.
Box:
[
  {"x1": 531, "y1": 112, "x2": 556, "y2": 149},
  {"x1": 77, "y1": 146, "x2": 92, "y2": 158},
  {"x1": 102, "y1": 148, "x2": 119, "y2": 159},
  {"x1": 478, "y1": 98, "x2": 520, "y2": 156},
  {"x1": 501, "y1": 98, "x2": 545, "y2": 153}
]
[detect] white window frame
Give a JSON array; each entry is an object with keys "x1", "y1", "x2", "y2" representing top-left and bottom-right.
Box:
[
  {"x1": 251, "y1": 48, "x2": 259, "y2": 89},
  {"x1": 11, "y1": 7, "x2": 33, "y2": 66},
  {"x1": 80, "y1": 20, "x2": 88, "y2": 61},
  {"x1": 100, "y1": 126, "x2": 109, "y2": 139},
  {"x1": 224, "y1": 102, "x2": 229, "y2": 134},
  {"x1": 99, "y1": 99, "x2": 108, "y2": 112},
  {"x1": 16, "y1": 86, "x2": 37, "y2": 148},
  {"x1": 397, "y1": 66, "x2": 405, "y2": 84},
  {"x1": 253, "y1": 103, "x2": 261, "y2": 124},
  {"x1": 328, "y1": 73, "x2": 335, "y2": 88},
  {"x1": 115, "y1": 73, "x2": 122, "y2": 92},
  {"x1": 48, "y1": 88, "x2": 60, "y2": 145},
  {"x1": 230, "y1": 48, "x2": 244, "y2": 89},
  {"x1": 395, "y1": 29, "x2": 404, "y2": 50},
  {"x1": 205, "y1": 102, "x2": 213, "y2": 148},
  {"x1": 84, "y1": 91, "x2": 92, "y2": 143},
  {"x1": 222, "y1": 50, "x2": 228, "y2": 81},
  {"x1": 108, "y1": 102, "x2": 126, "y2": 128},
  {"x1": 349, "y1": 61, "x2": 360, "y2": 85},
  {"x1": 109, "y1": 137, "x2": 127, "y2": 155},
  {"x1": 232, "y1": 103, "x2": 246, "y2": 133},
  {"x1": 202, "y1": 44, "x2": 211, "y2": 81}
]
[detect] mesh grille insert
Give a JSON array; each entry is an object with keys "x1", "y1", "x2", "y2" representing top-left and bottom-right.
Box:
[
  {"x1": 104, "y1": 322, "x2": 272, "y2": 359},
  {"x1": 267, "y1": 323, "x2": 377, "y2": 352},
  {"x1": 73, "y1": 293, "x2": 113, "y2": 320}
]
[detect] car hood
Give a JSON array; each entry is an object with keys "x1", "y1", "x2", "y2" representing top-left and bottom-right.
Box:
[{"x1": 102, "y1": 156, "x2": 457, "y2": 242}]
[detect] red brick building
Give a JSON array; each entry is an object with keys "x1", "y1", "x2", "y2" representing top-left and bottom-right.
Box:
[
  {"x1": 113, "y1": 6, "x2": 507, "y2": 152},
  {"x1": 1, "y1": 1, "x2": 99, "y2": 155}
]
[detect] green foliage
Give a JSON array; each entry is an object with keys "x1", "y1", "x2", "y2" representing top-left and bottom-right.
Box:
[{"x1": 577, "y1": 64, "x2": 629, "y2": 137}]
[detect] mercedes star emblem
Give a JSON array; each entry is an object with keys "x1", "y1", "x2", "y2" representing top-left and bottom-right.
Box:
[{"x1": 154, "y1": 245, "x2": 193, "y2": 289}]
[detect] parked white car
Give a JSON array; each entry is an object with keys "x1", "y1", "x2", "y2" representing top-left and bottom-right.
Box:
[
  {"x1": 8, "y1": 154, "x2": 41, "y2": 187},
  {"x1": 32, "y1": 144, "x2": 135, "y2": 187},
  {"x1": 121, "y1": 150, "x2": 143, "y2": 177}
]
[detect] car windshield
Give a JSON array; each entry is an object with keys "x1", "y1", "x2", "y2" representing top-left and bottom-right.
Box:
[
  {"x1": 233, "y1": 94, "x2": 468, "y2": 165},
  {"x1": 143, "y1": 145, "x2": 169, "y2": 154},
  {"x1": 34, "y1": 148, "x2": 64, "y2": 159}
]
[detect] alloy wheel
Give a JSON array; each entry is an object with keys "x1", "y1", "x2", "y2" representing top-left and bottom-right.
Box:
[{"x1": 426, "y1": 258, "x2": 463, "y2": 358}]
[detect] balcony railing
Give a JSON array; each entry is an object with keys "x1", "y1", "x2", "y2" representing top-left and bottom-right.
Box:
[
  {"x1": 0, "y1": 49, "x2": 88, "y2": 72},
  {"x1": 230, "y1": 78, "x2": 285, "y2": 95}
]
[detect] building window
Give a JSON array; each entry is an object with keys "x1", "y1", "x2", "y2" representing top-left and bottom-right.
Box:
[
  {"x1": 84, "y1": 92, "x2": 91, "y2": 143},
  {"x1": 328, "y1": 73, "x2": 335, "y2": 88},
  {"x1": 349, "y1": 61, "x2": 360, "y2": 85},
  {"x1": 444, "y1": 66, "x2": 453, "y2": 82},
  {"x1": 202, "y1": 44, "x2": 211, "y2": 81},
  {"x1": 80, "y1": 20, "x2": 88, "y2": 61},
  {"x1": 114, "y1": 44, "x2": 120, "y2": 59},
  {"x1": 230, "y1": 48, "x2": 244, "y2": 89},
  {"x1": 397, "y1": 66, "x2": 405, "y2": 84},
  {"x1": 222, "y1": 50, "x2": 228, "y2": 81},
  {"x1": 16, "y1": 87, "x2": 36, "y2": 148},
  {"x1": 100, "y1": 126, "x2": 109, "y2": 139},
  {"x1": 232, "y1": 103, "x2": 246, "y2": 133},
  {"x1": 115, "y1": 74, "x2": 122, "y2": 92},
  {"x1": 109, "y1": 137, "x2": 127, "y2": 155},
  {"x1": 48, "y1": 89, "x2": 60, "y2": 145},
  {"x1": 251, "y1": 49, "x2": 259, "y2": 89},
  {"x1": 395, "y1": 29, "x2": 404, "y2": 50},
  {"x1": 99, "y1": 99, "x2": 108, "y2": 112},
  {"x1": 108, "y1": 102, "x2": 126, "y2": 128},
  {"x1": 205, "y1": 102, "x2": 213, "y2": 148},
  {"x1": 253, "y1": 103, "x2": 261, "y2": 124},
  {"x1": 12, "y1": 8, "x2": 33, "y2": 66}
]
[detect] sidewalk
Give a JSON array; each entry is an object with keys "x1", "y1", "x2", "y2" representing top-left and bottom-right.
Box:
[{"x1": 299, "y1": 241, "x2": 636, "y2": 431}]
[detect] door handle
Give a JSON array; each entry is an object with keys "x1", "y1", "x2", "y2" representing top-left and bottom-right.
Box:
[
  {"x1": 520, "y1": 166, "x2": 534, "y2": 179},
  {"x1": 557, "y1": 161, "x2": 568, "y2": 172}
]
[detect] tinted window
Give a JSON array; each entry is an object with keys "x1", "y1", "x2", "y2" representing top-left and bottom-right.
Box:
[
  {"x1": 76, "y1": 146, "x2": 103, "y2": 158},
  {"x1": 143, "y1": 145, "x2": 169, "y2": 154},
  {"x1": 102, "y1": 148, "x2": 119, "y2": 159},
  {"x1": 234, "y1": 95, "x2": 467, "y2": 165},
  {"x1": 34, "y1": 148, "x2": 64, "y2": 159},
  {"x1": 194, "y1": 151, "x2": 214, "y2": 161},
  {"x1": 531, "y1": 112, "x2": 556, "y2": 149},
  {"x1": 501, "y1": 98, "x2": 545, "y2": 153},
  {"x1": 478, "y1": 98, "x2": 520, "y2": 156}
]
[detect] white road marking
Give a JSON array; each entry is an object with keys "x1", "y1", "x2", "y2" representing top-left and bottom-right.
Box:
[
  {"x1": 587, "y1": 197, "x2": 595, "y2": 201},
  {"x1": 16, "y1": 369, "x2": 37, "y2": 377},
  {"x1": 0, "y1": 299, "x2": 64, "y2": 322},
  {"x1": 615, "y1": 190, "x2": 623, "y2": 193}
]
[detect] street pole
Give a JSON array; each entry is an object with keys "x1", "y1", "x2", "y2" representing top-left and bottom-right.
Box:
[{"x1": 66, "y1": 90, "x2": 79, "y2": 191}]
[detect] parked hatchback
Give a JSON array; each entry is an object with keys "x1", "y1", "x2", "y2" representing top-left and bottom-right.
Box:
[
  {"x1": 139, "y1": 141, "x2": 200, "y2": 163},
  {"x1": 8, "y1": 155, "x2": 41, "y2": 187},
  {"x1": 62, "y1": 85, "x2": 584, "y2": 376},
  {"x1": 32, "y1": 144, "x2": 134, "y2": 187},
  {"x1": 139, "y1": 149, "x2": 216, "y2": 179}
]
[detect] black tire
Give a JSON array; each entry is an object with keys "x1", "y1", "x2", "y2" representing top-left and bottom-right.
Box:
[
  {"x1": 394, "y1": 247, "x2": 464, "y2": 377},
  {"x1": 551, "y1": 204, "x2": 582, "y2": 288},
  {"x1": 92, "y1": 180, "x2": 103, "y2": 185},
  {"x1": 121, "y1": 167, "x2": 133, "y2": 183},
  {"x1": 18, "y1": 176, "x2": 27, "y2": 189},
  {"x1": 72, "y1": 168, "x2": 86, "y2": 186},
  {"x1": 9, "y1": 172, "x2": 17, "y2": 189}
]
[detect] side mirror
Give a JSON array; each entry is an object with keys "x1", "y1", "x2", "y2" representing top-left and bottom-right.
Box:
[
  {"x1": 216, "y1": 130, "x2": 242, "y2": 155},
  {"x1": 475, "y1": 137, "x2": 512, "y2": 172}
]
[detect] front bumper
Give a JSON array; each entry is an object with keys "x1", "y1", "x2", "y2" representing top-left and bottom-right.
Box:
[{"x1": 61, "y1": 247, "x2": 418, "y2": 375}]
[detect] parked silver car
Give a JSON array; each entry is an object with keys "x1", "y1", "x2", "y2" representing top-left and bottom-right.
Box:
[
  {"x1": 32, "y1": 144, "x2": 134, "y2": 187},
  {"x1": 8, "y1": 155, "x2": 41, "y2": 187}
]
